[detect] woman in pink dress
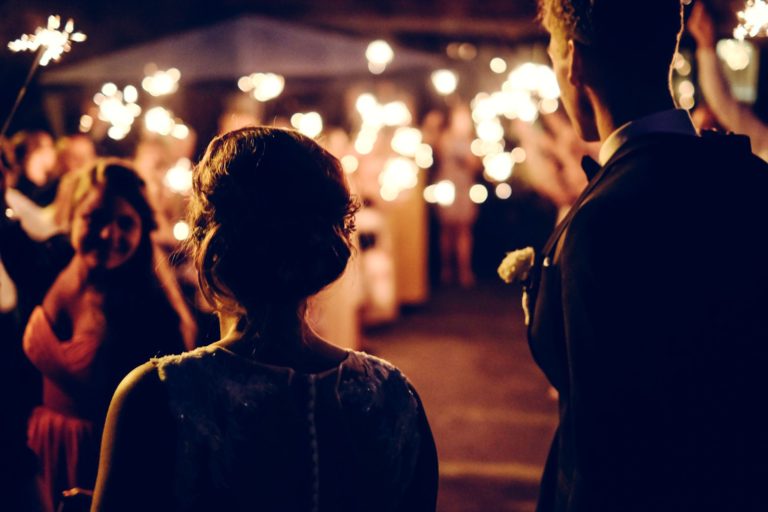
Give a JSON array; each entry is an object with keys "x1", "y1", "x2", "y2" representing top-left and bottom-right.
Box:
[{"x1": 5, "y1": 161, "x2": 194, "y2": 512}]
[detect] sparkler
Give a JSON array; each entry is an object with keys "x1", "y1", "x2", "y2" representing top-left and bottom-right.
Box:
[
  {"x1": 734, "y1": 0, "x2": 768, "y2": 40},
  {"x1": 2, "y1": 16, "x2": 86, "y2": 138}
]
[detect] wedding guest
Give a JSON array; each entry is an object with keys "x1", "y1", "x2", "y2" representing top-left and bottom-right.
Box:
[
  {"x1": 527, "y1": 0, "x2": 768, "y2": 510},
  {"x1": 7, "y1": 131, "x2": 58, "y2": 206},
  {"x1": 56, "y1": 134, "x2": 97, "y2": 176},
  {"x1": 1, "y1": 161, "x2": 194, "y2": 512},
  {"x1": 92, "y1": 127, "x2": 438, "y2": 512},
  {"x1": 689, "y1": 2, "x2": 768, "y2": 160},
  {"x1": 434, "y1": 103, "x2": 480, "y2": 287}
]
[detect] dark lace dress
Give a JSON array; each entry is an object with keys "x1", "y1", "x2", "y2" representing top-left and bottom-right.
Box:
[{"x1": 150, "y1": 346, "x2": 438, "y2": 511}]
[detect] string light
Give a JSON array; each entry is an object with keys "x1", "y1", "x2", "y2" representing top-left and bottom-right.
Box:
[{"x1": 237, "y1": 72, "x2": 285, "y2": 102}]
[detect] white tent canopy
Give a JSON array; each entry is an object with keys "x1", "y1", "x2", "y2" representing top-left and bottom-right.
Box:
[{"x1": 41, "y1": 15, "x2": 441, "y2": 85}]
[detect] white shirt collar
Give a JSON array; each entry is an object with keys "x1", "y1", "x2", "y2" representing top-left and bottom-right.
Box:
[{"x1": 598, "y1": 109, "x2": 698, "y2": 165}]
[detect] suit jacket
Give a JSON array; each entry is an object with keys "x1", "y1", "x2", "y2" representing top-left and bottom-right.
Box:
[{"x1": 527, "y1": 131, "x2": 768, "y2": 511}]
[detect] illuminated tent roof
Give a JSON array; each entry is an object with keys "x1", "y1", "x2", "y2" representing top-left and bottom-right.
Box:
[{"x1": 41, "y1": 15, "x2": 440, "y2": 85}]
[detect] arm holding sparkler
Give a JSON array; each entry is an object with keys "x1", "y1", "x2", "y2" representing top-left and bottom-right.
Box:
[{"x1": 689, "y1": 3, "x2": 768, "y2": 157}]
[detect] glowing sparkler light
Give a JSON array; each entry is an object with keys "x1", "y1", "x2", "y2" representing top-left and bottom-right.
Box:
[
  {"x1": 391, "y1": 127, "x2": 422, "y2": 157},
  {"x1": 173, "y1": 221, "x2": 191, "y2": 241},
  {"x1": 366, "y1": 40, "x2": 394, "y2": 74},
  {"x1": 469, "y1": 184, "x2": 489, "y2": 204},
  {"x1": 717, "y1": 39, "x2": 754, "y2": 71},
  {"x1": 237, "y1": 72, "x2": 285, "y2": 102},
  {"x1": 735, "y1": 0, "x2": 768, "y2": 40},
  {"x1": 341, "y1": 155, "x2": 359, "y2": 174},
  {"x1": 145, "y1": 106, "x2": 176, "y2": 136},
  {"x1": 414, "y1": 144, "x2": 434, "y2": 169},
  {"x1": 7, "y1": 15, "x2": 86, "y2": 66},
  {"x1": 94, "y1": 83, "x2": 142, "y2": 140},
  {"x1": 142, "y1": 66, "x2": 181, "y2": 97},
  {"x1": 490, "y1": 58, "x2": 508, "y2": 74},
  {"x1": 433, "y1": 180, "x2": 456, "y2": 206},
  {"x1": 495, "y1": 183, "x2": 512, "y2": 200},
  {"x1": 483, "y1": 152, "x2": 514, "y2": 182},
  {"x1": 291, "y1": 112, "x2": 324, "y2": 138},
  {"x1": 164, "y1": 159, "x2": 193, "y2": 194},
  {"x1": 379, "y1": 157, "x2": 419, "y2": 201},
  {"x1": 431, "y1": 69, "x2": 458, "y2": 95}
]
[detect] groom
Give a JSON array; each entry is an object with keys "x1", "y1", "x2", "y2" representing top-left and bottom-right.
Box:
[{"x1": 528, "y1": 1, "x2": 768, "y2": 511}]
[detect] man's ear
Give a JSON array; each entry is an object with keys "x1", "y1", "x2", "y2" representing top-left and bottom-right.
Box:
[{"x1": 567, "y1": 39, "x2": 583, "y2": 87}]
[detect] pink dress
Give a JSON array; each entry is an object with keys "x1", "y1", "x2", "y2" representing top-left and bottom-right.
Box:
[{"x1": 23, "y1": 306, "x2": 103, "y2": 512}]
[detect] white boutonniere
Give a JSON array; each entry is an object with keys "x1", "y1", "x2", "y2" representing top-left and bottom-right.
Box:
[
  {"x1": 498, "y1": 247, "x2": 536, "y2": 326},
  {"x1": 497, "y1": 247, "x2": 535, "y2": 284}
]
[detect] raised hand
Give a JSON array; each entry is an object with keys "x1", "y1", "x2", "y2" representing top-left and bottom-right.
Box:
[{"x1": 688, "y1": 2, "x2": 716, "y2": 49}]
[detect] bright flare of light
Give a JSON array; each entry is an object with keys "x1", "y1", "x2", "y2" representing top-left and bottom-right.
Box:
[
  {"x1": 431, "y1": 69, "x2": 458, "y2": 95},
  {"x1": 490, "y1": 57, "x2": 507, "y2": 74},
  {"x1": 423, "y1": 185, "x2": 438, "y2": 203},
  {"x1": 469, "y1": 184, "x2": 489, "y2": 204},
  {"x1": 341, "y1": 155, "x2": 359, "y2": 174},
  {"x1": 511, "y1": 147, "x2": 527, "y2": 163},
  {"x1": 354, "y1": 126, "x2": 378, "y2": 155},
  {"x1": 391, "y1": 127, "x2": 423, "y2": 157},
  {"x1": 483, "y1": 152, "x2": 514, "y2": 182},
  {"x1": 123, "y1": 85, "x2": 138, "y2": 104},
  {"x1": 679, "y1": 95, "x2": 696, "y2": 110},
  {"x1": 383, "y1": 101, "x2": 412, "y2": 126},
  {"x1": 678, "y1": 80, "x2": 695, "y2": 97},
  {"x1": 735, "y1": 0, "x2": 768, "y2": 40},
  {"x1": 495, "y1": 182, "x2": 512, "y2": 199},
  {"x1": 291, "y1": 112, "x2": 324, "y2": 138},
  {"x1": 717, "y1": 39, "x2": 753, "y2": 71},
  {"x1": 7, "y1": 15, "x2": 86, "y2": 66},
  {"x1": 145, "y1": 106, "x2": 176, "y2": 136},
  {"x1": 173, "y1": 221, "x2": 191, "y2": 241},
  {"x1": 237, "y1": 72, "x2": 285, "y2": 102},
  {"x1": 673, "y1": 53, "x2": 692, "y2": 76},
  {"x1": 414, "y1": 144, "x2": 434, "y2": 168},
  {"x1": 540, "y1": 98, "x2": 559, "y2": 114},
  {"x1": 142, "y1": 67, "x2": 181, "y2": 97},
  {"x1": 171, "y1": 124, "x2": 190, "y2": 140},
  {"x1": 379, "y1": 157, "x2": 419, "y2": 199},
  {"x1": 434, "y1": 180, "x2": 456, "y2": 206},
  {"x1": 164, "y1": 159, "x2": 193, "y2": 194},
  {"x1": 94, "y1": 84, "x2": 141, "y2": 140},
  {"x1": 366, "y1": 40, "x2": 394, "y2": 67},
  {"x1": 79, "y1": 114, "x2": 93, "y2": 133},
  {"x1": 476, "y1": 119, "x2": 505, "y2": 142}
]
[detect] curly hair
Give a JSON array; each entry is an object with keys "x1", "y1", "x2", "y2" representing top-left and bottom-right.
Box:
[
  {"x1": 187, "y1": 127, "x2": 358, "y2": 322},
  {"x1": 539, "y1": 0, "x2": 683, "y2": 69}
]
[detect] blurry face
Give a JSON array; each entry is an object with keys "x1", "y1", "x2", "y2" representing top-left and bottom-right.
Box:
[
  {"x1": 547, "y1": 32, "x2": 599, "y2": 142},
  {"x1": 25, "y1": 134, "x2": 57, "y2": 186},
  {"x1": 60, "y1": 137, "x2": 96, "y2": 174},
  {"x1": 70, "y1": 190, "x2": 143, "y2": 270}
]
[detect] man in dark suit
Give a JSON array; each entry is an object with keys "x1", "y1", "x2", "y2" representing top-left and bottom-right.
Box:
[{"x1": 528, "y1": 1, "x2": 768, "y2": 510}]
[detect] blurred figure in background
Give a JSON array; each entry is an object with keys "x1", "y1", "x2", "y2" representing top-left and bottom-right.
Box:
[
  {"x1": 1, "y1": 161, "x2": 194, "y2": 512},
  {"x1": 92, "y1": 127, "x2": 437, "y2": 512},
  {"x1": 689, "y1": 2, "x2": 768, "y2": 160},
  {"x1": 7, "y1": 131, "x2": 58, "y2": 207},
  {"x1": 57, "y1": 134, "x2": 97, "y2": 177},
  {"x1": 435, "y1": 103, "x2": 479, "y2": 287}
]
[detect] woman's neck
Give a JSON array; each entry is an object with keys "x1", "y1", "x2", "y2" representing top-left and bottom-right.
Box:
[{"x1": 216, "y1": 306, "x2": 348, "y2": 370}]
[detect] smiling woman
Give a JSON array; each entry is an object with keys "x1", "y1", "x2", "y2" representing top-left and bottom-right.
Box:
[{"x1": 0, "y1": 160, "x2": 196, "y2": 512}]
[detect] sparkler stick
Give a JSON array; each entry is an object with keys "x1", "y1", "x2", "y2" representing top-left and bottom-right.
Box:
[{"x1": 1, "y1": 15, "x2": 86, "y2": 139}]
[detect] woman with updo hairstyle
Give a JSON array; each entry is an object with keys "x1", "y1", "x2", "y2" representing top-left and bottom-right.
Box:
[{"x1": 92, "y1": 127, "x2": 438, "y2": 512}]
